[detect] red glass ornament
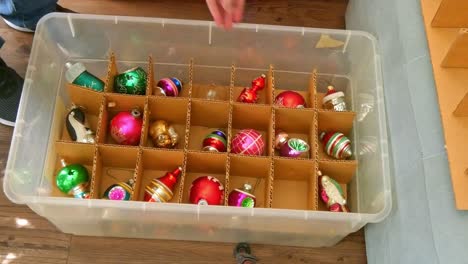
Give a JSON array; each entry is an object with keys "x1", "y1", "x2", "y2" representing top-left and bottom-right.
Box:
[
  {"x1": 237, "y1": 74, "x2": 266, "y2": 103},
  {"x1": 189, "y1": 176, "x2": 224, "y2": 205},
  {"x1": 144, "y1": 167, "x2": 182, "y2": 202},
  {"x1": 110, "y1": 108, "x2": 143, "y2": 145},
  {"x1": 231, "y1": 129, "x2": 265, "y2": 156},
  {"x1": 320, "y1": 131, "x2": 352, "y2": 159},
  {"x1": 274, "y1": 91, "x2": 306, "y2": 108}
]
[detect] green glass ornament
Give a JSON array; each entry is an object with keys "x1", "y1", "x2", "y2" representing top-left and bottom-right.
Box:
[
  {"x1": 55, "y1": 159, "x2": 90, "y2": 199},
  {"x1": 114, "y1": 67, "x2": 147, "y2": 95},
  {"x1": 65, "y1": 62, "x2": 104, "y2": 92}
]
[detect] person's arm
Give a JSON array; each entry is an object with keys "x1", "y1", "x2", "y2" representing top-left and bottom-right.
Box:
[{"x1": 206, "y1": 0, "x2": 245, "y2": 29}]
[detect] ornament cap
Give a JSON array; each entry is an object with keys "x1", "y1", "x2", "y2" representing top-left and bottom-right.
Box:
[
  {"x1": 198, "y1": 199, "x2": 209, "y2": 205},
  {"x1": 242, "y1": 183, "x2": 253, "y2": 193},
  {"x1": 131, "y1": 108, "x2": 141, "y2": 118},
  {"x1": 60, "y1": 159, "x2": 67, "y2": 168},
  {"x1": 320, "y1": 131, "x2": 326, "y2": 141}
]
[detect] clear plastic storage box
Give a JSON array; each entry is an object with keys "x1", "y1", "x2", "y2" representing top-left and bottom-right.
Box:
[{"x1": 4, "y1": 13, "x2": 391, "y2": 247}]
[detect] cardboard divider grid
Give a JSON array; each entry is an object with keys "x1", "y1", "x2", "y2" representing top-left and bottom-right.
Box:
[
  {"x1": 62, "y1": 84, "x2": 103, "y2": 141},
  {"x1": 91, "y1": 145, "x2": 139, "y2": 199},
  {"x1": 51, "y1": 141, "x2": 96, "y2": 198},
  {"x1": 183, "y1": 151, "x2": 228, "y2": 204},
  {"x1": 317, "y1": 110, "x2": 357, "y2": 161},
  {"x1": 274, "y1": 107, "x2": 315, "y2": 159},
  {"x1": 52, "y1": 52, "x2": 359, "y2": 213}
]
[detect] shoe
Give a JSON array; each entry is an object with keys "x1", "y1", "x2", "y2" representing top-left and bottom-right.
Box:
[
  {"x1": 0, "y1": 58, "x2": 23, "y2": 127},
  {"x1": 2, "y1": 4, "x2": 75, "y2": 33}
]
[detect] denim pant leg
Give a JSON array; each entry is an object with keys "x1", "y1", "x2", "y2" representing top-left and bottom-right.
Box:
[{"x1": 0, "y1": 0, "x2": 57, "y2": 30}]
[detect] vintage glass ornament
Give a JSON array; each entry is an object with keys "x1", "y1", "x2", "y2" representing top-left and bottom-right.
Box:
[
  {"x1": 318, "y1": 171, "x2": 349, "y2": 212},
  {"x1": 280, "y1": 138, "x2": 310, "y2": 158},
  {"x1": 55, "y1": 159, "x2": 90, "y2": 199},
  {"x1": 202, "y1": 129, "x2": 227, "y2": 152},
  {"x1": 322, "y1": 85, "x2": 347, "y2": 111},
  {"x1": 149, "y1": 120, "x2": 179, "y2": 148},
  {"x1": 110, "y1": 108, "x2": 143, "y2": 146},
  {"x1": 274, "y1": 91, "x2": 306, "y2": 108},
  {"x1": 66, "y1": 106, "x2": 95, "y2": 144},
  {"x1": 156, "y1": 77, "x2": 183, "y2": 97},
  {"x1": 114, "y1": 67, "x2": 147, "y2": 95},
  {"x1": 144, "y1": 167, "x2": 182, "y2": 203},
  {"x1": 189, "y1": 176, "x2": 224, "y2": 205},
  {"x1": 320, "y1": 131, "x2": 352, "y2": 159},
  {"x1": 103, "y1": 179, "x2": 134, "y2": 201},
  {"x1": 231, "y1": 129, "x2": 265, "y2": 156},
  {"x1": 237, "y1": 74, "x2": 266, "y2": 103},
  {"x1": 228, "y1": 183, "x2": 256, "y2": 207},
  {"x1": 65, "y1": 62, "x2": 104, "y2": 91},
  {"x1": 274, "y1": 130, "x2": 289, "y2": 150}
]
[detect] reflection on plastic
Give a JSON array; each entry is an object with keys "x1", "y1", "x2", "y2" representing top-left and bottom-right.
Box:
[
  {"x1": 357, "y1": 93, "x2": 374, "y2": 122},
  {"x1": 359, "y1": 136, "x2": 377, "y2": 156}
]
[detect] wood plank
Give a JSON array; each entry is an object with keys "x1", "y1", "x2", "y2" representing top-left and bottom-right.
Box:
[
  {"x1": 441, "y1": 28, "x2": 468, "y2": 68},
  {"x1": 68, "y1": 231, "x2": 366, "y2": 264},
  {"x1": 59, "y1": 0, "x2": 347, "y2": 29},
  {"x1": 432, "y1": 0, "x2": 468, "y2": 28},
  {"x1": 421, "y1": 0, "x2": 468, "y2": 209}
]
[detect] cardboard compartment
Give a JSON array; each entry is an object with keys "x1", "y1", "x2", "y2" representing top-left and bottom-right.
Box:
[
  {"x1": 192, "y1": 65, "x2": 231, "y2": 101},
  {"x1": 50, "y1": 141, "x2": 96, "y2": 198},
  {"x1": 188, "y1": 99, "x2": 230, "y2": 152},
  {"x1": 274, "y1": 108, "x2": 315, "y2": 159},
  {"x1": 232, "y1": 68, "x2": 272, "y2": 105},
  {"x1": 317, "y1": 110, "x2": 356, "y2": 160},
  {"x1": 230, "y1": 103, "x2": 273, "y2": 156},
  {"x1": 104, "y1": 53, "x2": 151, "y2": 95},
  {"x1": 135, "y1": 148, "x2": 185, "y2": 203},
  {"x1": 182, "y1": 151, "x2": 228, "y2": 205},
  {"x1": 317, "y1": 161, "x2": 356, "y2": 212},
  {"x1": 151, "y1": 62, "x2": 190, "y2": 97},
  {"x1": 228, "y1": 155, "x2": 272, "y2": 208},
  {"x1": 96, "y1": 94, "x2": 146, "y2": 145},
  {"x1": 92, "y1": 145, "x2": 139, "y2": 200},
  {"x1": 61, "y1": 84, "x2": 103, "y2": 142},
  {"x1": 315, "y1": 75, "x2": 352, "y2": 110},
  {"x1": 271, "y1": 158, "x2": 316, "y2": 210},
  {"x1": 144, "y1": 97, "x2": 189, "y2": 150},
  {"x1": 273, "y1": 70, "x2": 315, "y2": 109}
]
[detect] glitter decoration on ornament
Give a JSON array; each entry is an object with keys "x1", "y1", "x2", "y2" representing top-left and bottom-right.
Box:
[
  {"x1": 322, "y1": 85, "x2": 347, "y2": 111},
  {"x1": 109, "y1": 108, "x2": 143, "y2": 146},
  {"x1": 237, "y1": 74, "x2": 266, "y2": 104},
  {"x1": 231, "y1": 129, "x2": 265, "y2": 156},
  {"x1": 149, "y1": 120, "x2": 179, "y2": 148},
  {"x1": 318, "y1": 171, "x2": 349, "y2": 212},
  {"x1": 65, "y1": 105, "x2": 95, "y2": 144},
  {"x1": 320, "y1": 131, "x2": 352, "y2": 160},
  {"x1": 189, "y1": 176, "x2": 224, "y2": 205},
  {"x1": 114, "y1": 67, "x2": 147, "y2": 95}
]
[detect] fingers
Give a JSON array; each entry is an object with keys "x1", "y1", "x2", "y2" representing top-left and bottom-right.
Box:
[
  {"x1": 232, "y1": 0, "x2": 245, "y2": 23},
  {"x1": 206, "y1": 0, "x2": 225, "y2": 27},
  {"x1": 206, "y1": 0, "x2": 245, "y2": 29}
]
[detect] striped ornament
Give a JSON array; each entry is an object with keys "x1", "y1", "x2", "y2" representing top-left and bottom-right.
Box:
[
  {"x1": 320, "y1": 131, "x2": 352, "y2": 159},
  {"x1": 231, "y1": 129, "x2": 265, "y2": 156}
]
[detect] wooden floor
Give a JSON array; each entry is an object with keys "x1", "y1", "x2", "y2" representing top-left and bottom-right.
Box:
[{"x1": 0, "y1": 1, "x2": 367, "y2": 263}]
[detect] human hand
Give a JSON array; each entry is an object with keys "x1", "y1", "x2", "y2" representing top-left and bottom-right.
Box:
[{"x1": 206, "y1": 0, "x2": 245, "y2": 29}]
